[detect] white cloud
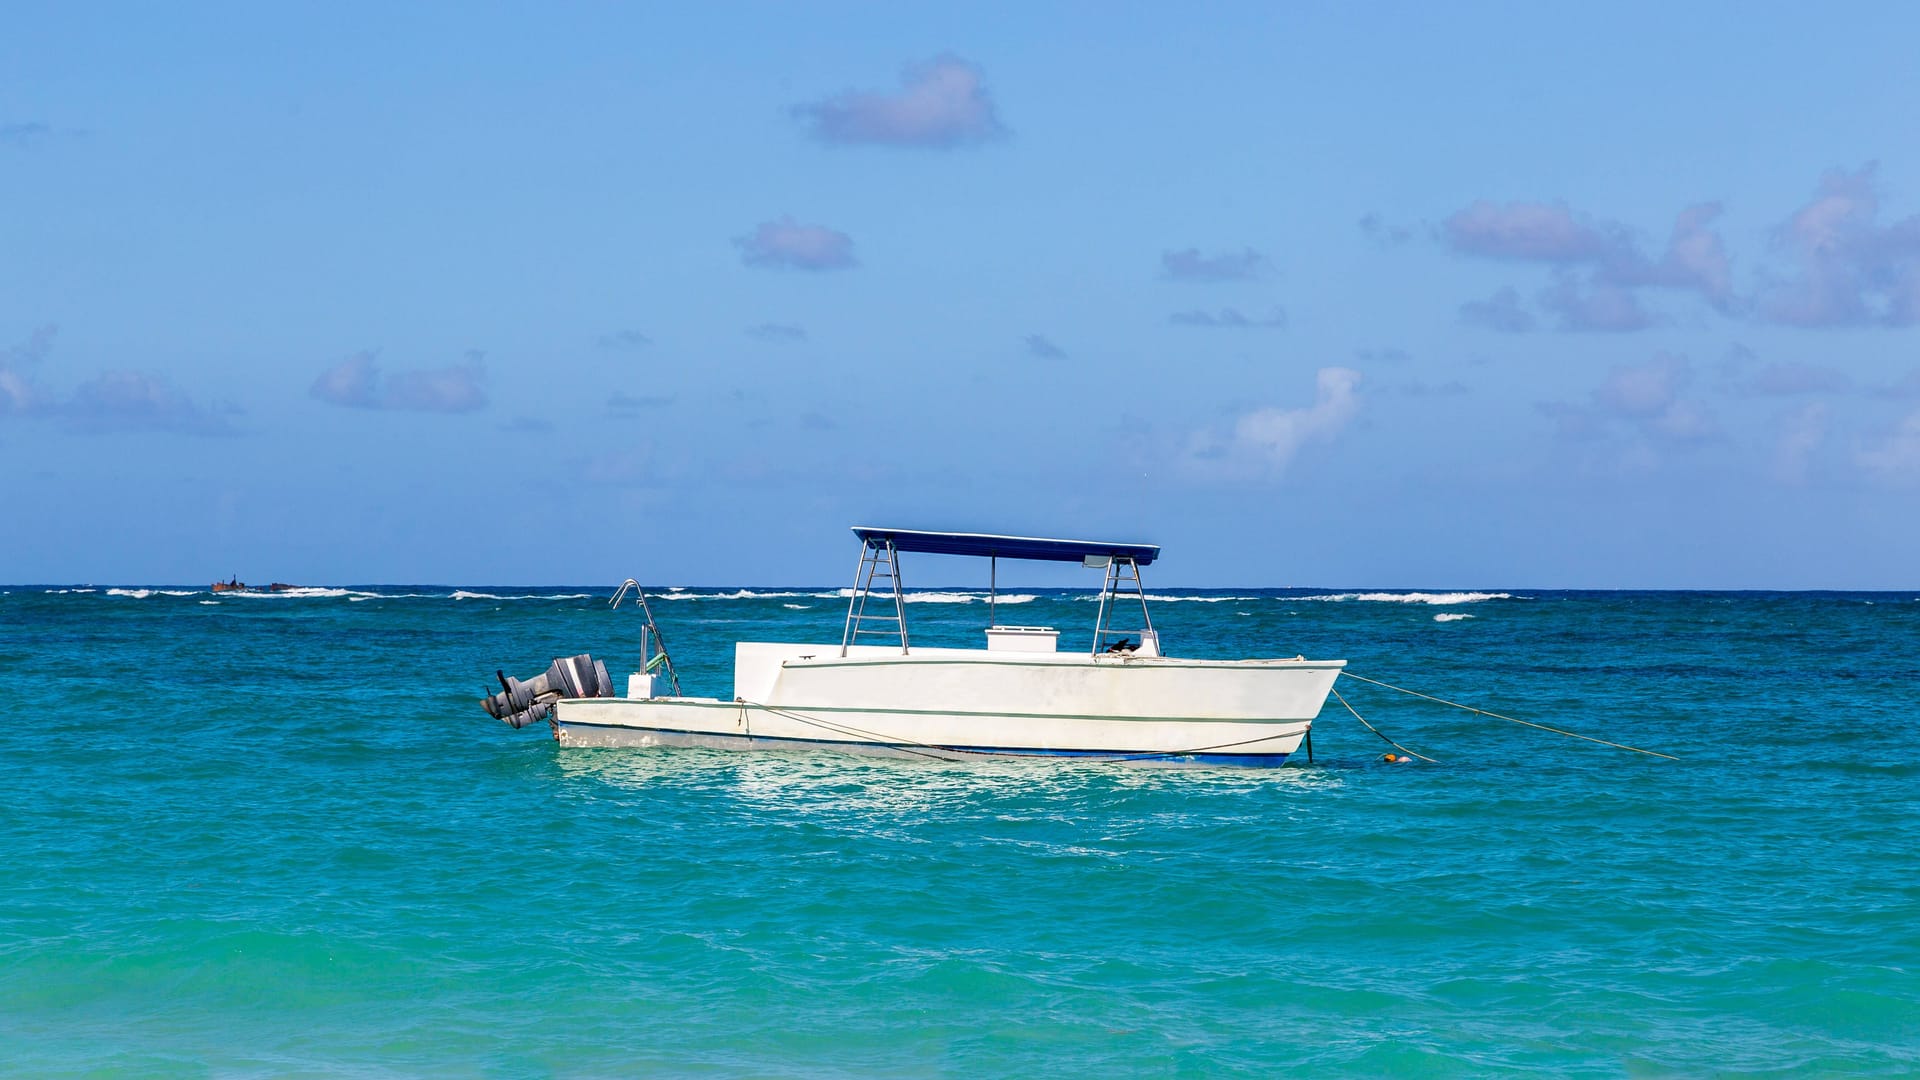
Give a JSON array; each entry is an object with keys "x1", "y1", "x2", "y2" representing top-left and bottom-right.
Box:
[
  {"x1": 1187, "y1": 367, "x2": 1361, "y2": 477},
  {"x1": 1757, "y1": 165, "x2": 1920, "y2": 327},
  {"x1": 735, "y1": 217, "x2": 857, "y2": 271},
  {"x1": 794, "y1": 55, "x2": 1005, "y2": 148},
  {"x1": 309, "y1": 350, "x2": 487, "y2": 413}
]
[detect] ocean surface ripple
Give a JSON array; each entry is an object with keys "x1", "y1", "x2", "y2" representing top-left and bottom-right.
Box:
[{"x1": 2, "y1": 586, "x2": 1916, "y2": 1076}]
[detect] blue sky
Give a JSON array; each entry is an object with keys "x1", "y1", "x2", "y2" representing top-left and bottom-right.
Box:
[{"x1": 4, "y1": 3, "x2": 1918, "y2": 587}]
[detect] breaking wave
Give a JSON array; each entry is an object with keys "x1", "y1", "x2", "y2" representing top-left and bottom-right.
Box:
[
  {"x1": 656, "y1": 590, "x2": 817, "y2": 601},
  {"x1": 447, "y1": 591, "x2": 592, "y2": 601},
  {"x1": 1297, "y1": 592, "x2": 1513, "y2": 605},
  {"x1": 105, "y1": 588, "x2": 198, "y2": 598},
  {"x1": 657, "y1": 589, "x2": 1035, "y2": 604},
  {"x1": 1433, "y1": 613, "x2": 1475, "y2": 622}
]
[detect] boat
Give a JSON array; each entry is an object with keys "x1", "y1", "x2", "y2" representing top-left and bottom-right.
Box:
[
  {"x1": 480, "y1": 528, "x2": 1346, "y2": 767},
  {"x1": 211, "y1": 577, "x2": 248, "y2": 593}
]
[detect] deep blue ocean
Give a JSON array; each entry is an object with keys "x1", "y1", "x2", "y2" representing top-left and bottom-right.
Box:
[{"x1": 3, "y1": 584, "x2": 1916, "y2": 1076}]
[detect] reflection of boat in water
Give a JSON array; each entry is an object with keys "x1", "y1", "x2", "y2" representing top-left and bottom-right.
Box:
[{"x1": 482, "y1": 527, "x2": 1346, "y2": 767}]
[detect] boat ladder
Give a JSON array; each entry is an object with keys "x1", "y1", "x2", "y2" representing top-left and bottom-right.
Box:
[
  {"x1": 841, "y1": 538, "x2": 909, "y2": 655},
  {"x1": 1092, "y1": 556, "x2": 1157, "y2": 655}
]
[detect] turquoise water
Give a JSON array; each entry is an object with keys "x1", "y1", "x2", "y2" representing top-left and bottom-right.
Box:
[{"x1": 3, "y1": 586, "x2": 1917, "y2": 1076}]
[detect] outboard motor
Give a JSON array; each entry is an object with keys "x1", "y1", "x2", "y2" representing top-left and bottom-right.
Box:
[{"x1": 480, "y1": 653, "x2": 615, "y2": 729}]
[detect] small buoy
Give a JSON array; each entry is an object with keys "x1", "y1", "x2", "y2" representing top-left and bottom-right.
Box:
[{"x1": 1382, "y1": 753, "x2": 1399, "y2": 763}]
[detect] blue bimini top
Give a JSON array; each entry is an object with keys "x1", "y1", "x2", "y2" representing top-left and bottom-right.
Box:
[{"x1": 849, "y1": 527, "x2": 1160, "y2": 567}]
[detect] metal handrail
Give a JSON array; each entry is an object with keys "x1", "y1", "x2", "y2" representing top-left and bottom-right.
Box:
[{"x1": 611, "y1": 578, "x2": 681, "y2": 696}]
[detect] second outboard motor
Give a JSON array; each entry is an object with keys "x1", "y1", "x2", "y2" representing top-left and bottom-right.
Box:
[{"x1": 480, "y1": 653, "x2": 615, "y2": 729}]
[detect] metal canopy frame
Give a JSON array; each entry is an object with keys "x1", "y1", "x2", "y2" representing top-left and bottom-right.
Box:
[
  {"x1": 1090, "y1": 556, "x2": 1156, "y2": 656},
  {"x1": 841, "y1": 527, "x2": 1162, "y2": 658}
]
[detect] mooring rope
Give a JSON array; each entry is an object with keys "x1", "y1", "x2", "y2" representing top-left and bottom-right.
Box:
[
  {"x1": 1339, "y1": 671, "x2": 1678, "y2": 760},
  {"x1": 1330, "y1": 685, "x2": 1437, "y2": 763}
]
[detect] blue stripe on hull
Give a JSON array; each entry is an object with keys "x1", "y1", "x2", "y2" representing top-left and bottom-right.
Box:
[{"x1": 554, "y1": 719, "x2": 1295, "y2": 768}]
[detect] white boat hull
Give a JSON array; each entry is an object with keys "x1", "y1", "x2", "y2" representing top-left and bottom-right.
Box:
[{"x1": 552, "y1": 643, "x2": 1345, "y2": 766}]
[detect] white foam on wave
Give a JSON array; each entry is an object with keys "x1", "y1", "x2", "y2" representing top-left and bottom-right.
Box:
[
  {"x1": 657, "y1": 589, "x2": 816, "y2": 601},
  {"x1": 660, "y1": 589, "x2": 1034, "y2": 604},
  {"x1": 1433, "y1": 612, "x2": 1475, "y2": 622},
  {"x1": 106, "y1": 588, "x2": 198, "y2": 598},
  {"x1": 904, "y1": 591, "x2": 1037, "y2": 604},
  {"x1": 45, "y1": 588, "x2": 98, "y2": 594},
  {"x1": 1073, "y1": 593, "x2": 1260, "y2": 603},
  {"x1": 199, "y1": 600, "x2": 219, "y2": 606},
  {"x1": 448, "y1": 590, "x2": 592, "y2": 601},
  {"x1": 782, "y1": 603, "x2": 809, "y2": 610},
  {"x1": 1297, "y1": 591, "x2": 1513, "y2": 605}
]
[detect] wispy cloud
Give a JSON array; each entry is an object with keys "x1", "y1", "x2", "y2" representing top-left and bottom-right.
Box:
[
  {"x1": 1726, "y1": 361, "x2": 1851, "y2": 397},
  {"x1": 1395, "y1": 379, "x2": 1469, "y2": 398},
  {"x1": 794, "y1": 54, "x2": 1006, "y2": 148},
  {"x1": 309, "y1": 350, "x2": 487, "y2": 413},
  {"x1": 1756, "y1": 164, "x2": 1920, "y2": 327},
  {"x1": 0, "y1": 324, "x2": 57, "y2": 415},
  {"x1": 1773, "y1": 402, "x2": 1830, "y2": 485},
  {"x1": 1458, "y1": 286, "x2": 1537, "y2": 333},
  {"x1": 1540, "y1": 353, "x2": 1721, "y2": 450},
  {"x1": 1358, "y1": 213, "x2": 1414, "y2": 247},
  {"x1": 63, "y1": 371, "x2": 239, "y2": 435},
  {"x1": 1442, "y1": 198, "x2": 1733, "y2": 331},
  {"x1": 1024, "y1": 334, "x2": 1066, "y2": 360},
  {"x1": 596, "y1": 330, "x2": 651, "y2": 350},
  {"x1": 1169, "y1": 307, "x2": 1287, "y2": 329},
  {"x1": 0, "y1": 122, "x2": 54, "y2": 147},
  {"x1": 607, "y1": 390, "x2": 674, "y2": 415},
  {"x1": 2, "y1": 325, "x2": 234, "y2": 435},
  {"x1": 1537, "y1": 273, "x2": 1659, "y2": 332},
  {"x1": 735, "y1": 217, "x2": 857, "y2": 271},
  {"x1": 1160, "y1": 247, "x2": 1270, "y2": 282},
  {"x1": 1876, "y1": 368, "x2": 1920, "y2": 398},
  {"x1": 1860, "y1": 409, "x2": 1920, "y2": 481},
  {"x1": 747, "y1": 322, "x2": 808, "y2": 342},
  {"x1": 582, "y1": 445, "x2": 666, "y2": 488}
]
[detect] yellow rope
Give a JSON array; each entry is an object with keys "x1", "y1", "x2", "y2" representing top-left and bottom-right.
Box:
[{"x1": 1339, "y1": 671, "x2": 1679, "y2": 760}]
